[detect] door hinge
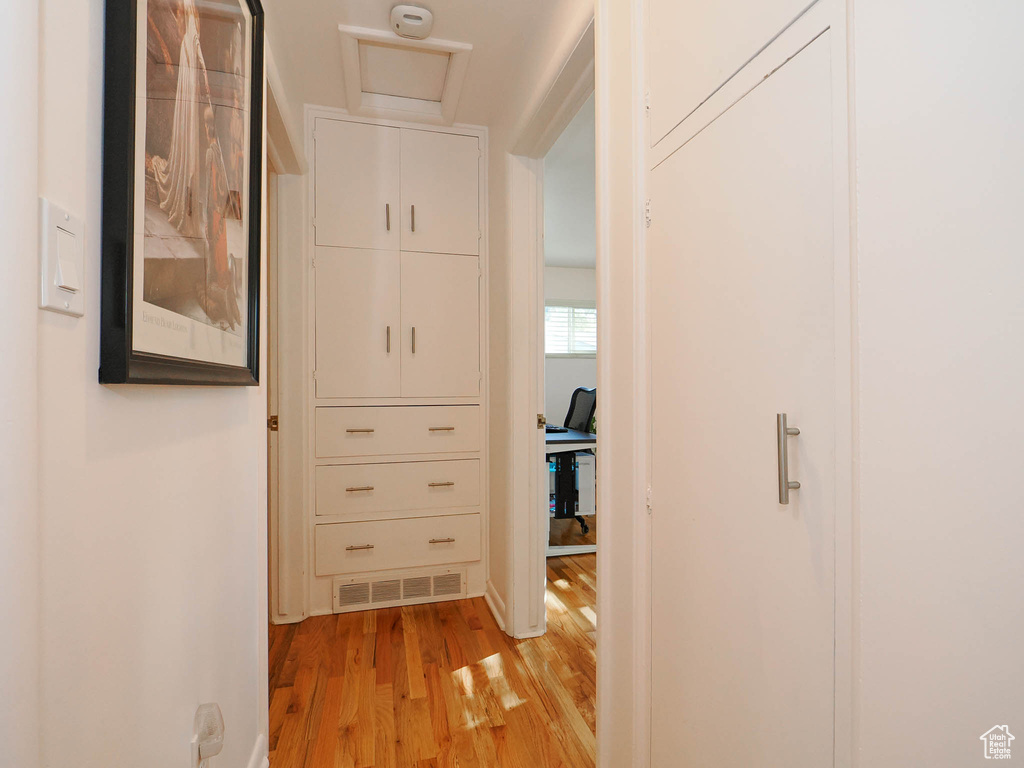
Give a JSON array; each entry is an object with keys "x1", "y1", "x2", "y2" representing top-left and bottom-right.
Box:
[
  {"x1": 537, "y1": 414, "x2": 547, "y2": 430},
  {"x1": 312, "y1": 370, "x2": 317, "y2": 380},
  {"x1": 267, "y1": 415, "x2": 279, "y2": 432},
  {"x1": 646, "y1": 485, "x2": 653, "y2": 515},
  {"x1": 644, "y1": 199, "x2": 652, "y2": 228}
]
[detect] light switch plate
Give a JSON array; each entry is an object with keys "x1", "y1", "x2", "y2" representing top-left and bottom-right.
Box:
[{"x1": 40, "y1": 197, "x2": 85, "y2": 317}]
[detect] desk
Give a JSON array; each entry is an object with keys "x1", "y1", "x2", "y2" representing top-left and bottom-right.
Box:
[{"x1": 546, "y1": 428, "x2": 597, "y2": 557}]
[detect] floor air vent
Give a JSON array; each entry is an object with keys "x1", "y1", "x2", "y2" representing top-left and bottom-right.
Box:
[
  {"x1": 337, "y1": 582, "x2": 371, "y2": 609},
  {"x1": 403, "y1": 576, "x2": 432, "y2": 600},
  {"x1": 433, "y1": 573, "x2": 462, "y2": 596},
  {"x1": 371, "y1": 579, "x2": 401, "y2": 603},
  {"x1": 333, "y1": 568, "x2": 466, "y2": 614}
]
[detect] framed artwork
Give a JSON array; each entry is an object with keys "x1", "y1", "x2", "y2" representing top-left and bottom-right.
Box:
[{"x1": 100, "y1": 0, "x2": 264, "y2": 385}]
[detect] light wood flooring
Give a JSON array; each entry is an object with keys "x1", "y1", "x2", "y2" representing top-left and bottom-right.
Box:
[
  {"x1": 547, "y1": 517, "x2": 597, "y2": 548},
  {"x1": 268, "y1": 553, "x2": 597, "y2": 768}
]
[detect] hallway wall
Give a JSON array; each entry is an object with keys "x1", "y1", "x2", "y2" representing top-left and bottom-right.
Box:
[
  {"x1": 35, "y1": 1, "x2": 267, "y2": 765},
  {"x1": 0, "y1": 0, "x2": 40, "y2": 765},
  {"x1": 853, "y1": 1, "x2": 1024, "y2": 762}
]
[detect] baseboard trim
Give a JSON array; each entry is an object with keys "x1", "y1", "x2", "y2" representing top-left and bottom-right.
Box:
[
  {"x1": 246, "y1": 733, "x2": 268, "y2": 768},
  {"x1": 483, "y1": 580, "x2": 507, "y2": 631}
]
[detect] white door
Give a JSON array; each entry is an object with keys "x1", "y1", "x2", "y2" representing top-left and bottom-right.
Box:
[
  {"x1": 314, "y1": 119, "x2": 400, "y2": 250},
  {"x1": 400, "y1": 253, "x2": 480, "y2": 397},
  {"x1": 314, "y1": 248, "x2": 401, "y2": 399},
  {"x1": 400, "y1": 130, "x2": 480, "y2": 256},
  {"x1": 646, "y1": 0, "x2": 809, "y2": 145},
  {"x1": 649, "y1": 35, "x2": 836, "y2": 767}
]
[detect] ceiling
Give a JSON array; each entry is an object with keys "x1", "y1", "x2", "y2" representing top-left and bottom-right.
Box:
[
  {"x1": 265, "y1": 0, "x2": 576, "y2": 128},
  {"x1": 543, "y1": 93, "x2": 596, "y2": 269}
]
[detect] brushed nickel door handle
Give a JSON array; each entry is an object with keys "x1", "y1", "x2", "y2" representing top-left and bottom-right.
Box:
[
  {"x1": 429, "y1": 538, "x2": 455, "y2": 544},
  {"x1": 777, "y1": 413, "x2": 801, "y2": 504},
  {"x1": 345, "y1": 544, "x2": 375, "y2": 551},
  {"x1": 428, "y1": 481, "x2": 455, "y2": 488}
]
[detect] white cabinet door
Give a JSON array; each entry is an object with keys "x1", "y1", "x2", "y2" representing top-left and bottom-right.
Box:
[
  {"x1": 647, "y1": 0, "x2": 810, "y2": 145},
  {"x1": 314, "y1": 248, "x2": 400, "y2": 399},
  {"x1": 400, "y1": 253, "x2": 480, "y2": 398},
  {"x1": 649, "y1": 35, "x2": 836, "y2": 767},
  {"x1": 400, "y1": 130, "x2": 480, "y2": 256},
  {"x1": 314, "y1": 119, "x2": 400, "y2": 250}
]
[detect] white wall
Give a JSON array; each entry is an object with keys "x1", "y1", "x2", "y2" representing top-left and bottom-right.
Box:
[
  {"x1": 853, "y1": 2, "x2": 1024, "y2": 763},
  {"x1": 34, "y1": 1, "x2": 268, "y2": 765},
  {"x1": 543, "y1": 94, "x2": 597, "y2": 269},
  {"x1": 594, "y1": 0, "x2": 646, "y2": 763},
  {"x1": 544, "y1": 267, "x2": 597, "y2": 424},
  {"x1": 0, "y1": 1, "x2": 40, "y2": 766}
]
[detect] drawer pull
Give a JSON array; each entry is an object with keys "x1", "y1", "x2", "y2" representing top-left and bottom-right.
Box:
[
  {"x1": 346, "y1": 544, "x2": 375, "y2": 551},
  {"x1": 429, "y1": 426, "x2": 455, "y2": 432},
  {"x1": 429, "y1": 538, "x2": 456, "y2": 544},
  {"x1": 345, "y1": 486, "x2": 374, "y2": 493},
  {"x1": 428, "y1": 481, "x2": 455, "y2": 488},
  {"x1": 346, "y1": 428, "x2": 375, "y2": 434}
]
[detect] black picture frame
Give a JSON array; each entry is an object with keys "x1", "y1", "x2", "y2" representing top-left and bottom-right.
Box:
[{"x1": 100, "y1": 0, "x2": 264, "y2": 385}]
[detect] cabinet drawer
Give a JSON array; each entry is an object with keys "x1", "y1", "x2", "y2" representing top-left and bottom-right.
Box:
[
  {"x1": 316, "y1": 405, "x2": 480, "y2": 458},
  {"x1": 315, "y1": 460, "x2": 479, "y2": 519},
  {"x1": 315, "y1": 515, "x2": 481, "y2": 576}
]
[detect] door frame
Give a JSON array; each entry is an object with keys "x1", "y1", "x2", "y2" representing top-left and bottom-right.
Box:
[
  {"x1": 639, "y1": 0, "x2": 855, "y2": 765},
  {"x1": 506, "y1": 16, "x2": 595, "y2": 641}
]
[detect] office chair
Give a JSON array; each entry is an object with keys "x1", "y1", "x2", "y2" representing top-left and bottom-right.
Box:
[{"x1": 551, "y1": 387, "x2": 596, "y2": 535}]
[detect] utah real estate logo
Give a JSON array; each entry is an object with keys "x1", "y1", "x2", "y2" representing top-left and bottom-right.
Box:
[{"x1": 980, "y1": 725, "x2": 1014, "y2": 759}]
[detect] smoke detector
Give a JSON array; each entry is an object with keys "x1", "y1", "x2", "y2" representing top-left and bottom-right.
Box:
[{"x1": 391, "y1": 5, "x2": 433, "y2": 39}]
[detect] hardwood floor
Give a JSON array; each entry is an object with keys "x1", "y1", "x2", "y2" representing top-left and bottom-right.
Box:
[
  {"x1": 268, "y1": 554, "x2": 597, "y2": 768},
  {"x1": 547, "y1": 517, "x2": 597, "y2": 548}
]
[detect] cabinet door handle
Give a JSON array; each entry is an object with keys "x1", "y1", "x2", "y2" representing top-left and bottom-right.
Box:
[
  {"x1": 429, "y1": 538, "x2": 455, "y2": 544},
  {"x1": 346, "y1": 544, "x2": 375, "y2": 551},
  {"x1": 386, "y1": 325, "x2": 391, "y2": 354},
  {"x1": 428, "y1": 481, "x2": 455, "y2": 488},
  {"x1": 777, "y1": 413, "x2": 801, "y2": 505},
  {"x1": 429, "y1": 426, "x2": 455, "y2": 432},
  {"x1": 346, "y1": 428, "x2": 375, "y2": 434},
  {"x1": 412, "y1": 326, "x2": 416, "y2": 354},
  {"x1": 345, "y1": 486, "x2": 374, "y2": 493},
  {"x1": 411, "y1": 204, "x2": 415, "y2": 232},
  {"x1": 386, "y1": 203, "x2": 391, "y2": 231}
]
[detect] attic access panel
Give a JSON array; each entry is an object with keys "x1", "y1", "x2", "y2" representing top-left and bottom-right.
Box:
[{"x1": 339, "y1": 25, "x2": 472, "y2": 125}]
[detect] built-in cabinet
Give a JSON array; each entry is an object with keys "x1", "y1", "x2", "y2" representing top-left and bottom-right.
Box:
[
  {"x1": 305, "y1": 114, "x2": 487, "y2": 616},
  {"x1": 314, "y1": 250, "x2": 480, "y2": 399},
  {"x1": 314, "y1": 120, "x2": 480, "y2": 256}
]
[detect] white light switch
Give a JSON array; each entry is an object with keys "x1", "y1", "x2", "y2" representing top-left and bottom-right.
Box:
[{"x1": 40, "y1": 198, "x2": 84, "y2": 316}]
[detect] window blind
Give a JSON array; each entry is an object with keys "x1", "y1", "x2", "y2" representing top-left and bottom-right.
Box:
[{"x1": 545, "y1": 305, "x2": 597, "y2": 355}]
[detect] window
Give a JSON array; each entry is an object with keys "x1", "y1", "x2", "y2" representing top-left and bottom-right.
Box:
[{"x1": 545, "y1": 303, "x2": 597, "y2": 356}]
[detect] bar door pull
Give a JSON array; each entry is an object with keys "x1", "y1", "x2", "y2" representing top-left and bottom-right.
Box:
[{"x1": 777, "y1": 413, "x2": 801, "y2": 505}]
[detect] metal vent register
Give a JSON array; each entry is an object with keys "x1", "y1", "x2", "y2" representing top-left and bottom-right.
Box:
[{"x1": 332, "y1": 568, "x2": 466, "y2": 613}]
